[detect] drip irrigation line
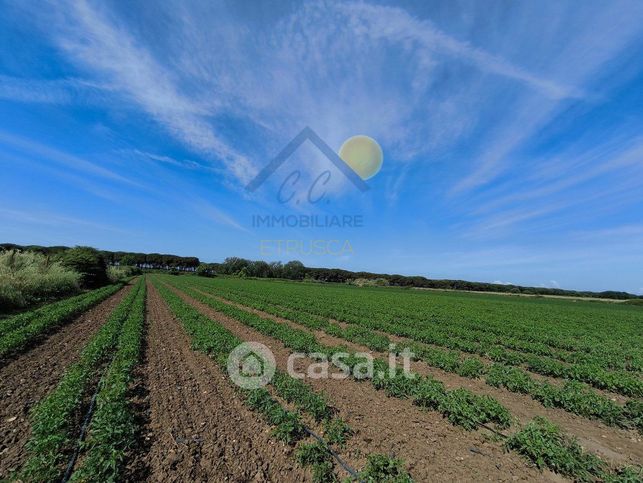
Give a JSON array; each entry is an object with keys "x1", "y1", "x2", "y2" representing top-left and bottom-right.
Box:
[
  {"x1": 61, "y1": 358, "x2": 114, "y2": 483},
  {"x1": 480, "y1": 422, "x2": 508, "y2": 439},
  {"x1": 303, "y1": 426, "x2": 363, "y2": 481},
  {"x1": 62, "y1": 281, "x2": 143, "y2": 482}
]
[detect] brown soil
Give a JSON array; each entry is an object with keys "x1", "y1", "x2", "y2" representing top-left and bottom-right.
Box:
[
  {"x1": 0, "y1": 284, "x2": 134, "y2": 478},
  {"x1": 210, "y1": 290, "x2": 643, "y2": 468},
  {"x1": 167, "y1": 283, "x2": 558, "y2": 482},
  {"x1": 136, "y1": 281, "x2": 309, "y2": 482}
]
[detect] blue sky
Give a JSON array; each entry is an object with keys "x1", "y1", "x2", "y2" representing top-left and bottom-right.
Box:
[{"x1": 1, "y1": 0, "x2": 643, "y2": 293}]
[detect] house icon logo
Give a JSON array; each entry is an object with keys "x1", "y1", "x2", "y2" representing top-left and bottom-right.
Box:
[{"x1": 246, "y1": 126, "x2": 382, "y2": 194}]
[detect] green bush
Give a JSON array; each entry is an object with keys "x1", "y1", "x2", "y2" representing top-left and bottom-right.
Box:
[
  {"x1": 107, "y1": 265, "x2": 141, "y2": 283},
  {"x1": 196, "y1": 264, "x2": 215, "y2": 277},
  {"x1": 59, "y1": 246, "x2": 108, "y2": 288},
  {"x1": 0, "y1": 250, "x2": 80, "y2": 310}
]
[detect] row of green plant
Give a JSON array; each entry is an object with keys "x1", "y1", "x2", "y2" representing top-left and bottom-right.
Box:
[
  {"x1": 222, "y1": 281, "x2": 643, "y2": 397},
  {"x1": 264, "y1": 288, "x2": 643, "y2": 431},
  {"x1": 16, "y1": 277, "x2": 144, "y2": 482},
  {"x1": 486, "y1": 365, "x2": 643, "y2": 432},
  {"x1": 175, "y1": 278, "x2": 640, "y2": 430},
  {"x1": 507, "y1": 417, "x2": 642, "y2": 482},
  {"x1": 207, "y1": 279, "x2": 643, "y2": 392},
  {"x1": 175, "y1": 277, "x2": 643, "y2": 482},
  {"x1": 163, "y1": 278, "x2": 514, "y2": 433},
  {"x1": 164, "y1": 277, "x2": 643, "y2": 482},
  {"x1": 0, "y1": 282, "x2": 124, "y2": 358},
  {"x1": 204, "y1": 277, "x2": 642, "y2": 373},
  {"x1": 152, "y1": 280, "x2": 357, "y2": 481},
  {"x1": 68, "y1": 280, "x2": 147, "y2": 482}
]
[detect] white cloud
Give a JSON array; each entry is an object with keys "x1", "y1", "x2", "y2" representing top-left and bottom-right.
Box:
[
  {"x1": 450, "y1": 2, "x2": 643, "y2": 195},
  {"x1": 0, "y1": 129, "x2": 136, "y2": 186},
  {"x1": 0, "y1": 74, "x2": 109, "y2": 104},
  {"x1": 338, "y1": 3, "x2": 579, "y2": 100},
  {"x1": 0, "y1": 207, "x2": 126, "y2": 233},
  {"x1": 46, "y1": 0, "x2": 255, "y2": 184}
]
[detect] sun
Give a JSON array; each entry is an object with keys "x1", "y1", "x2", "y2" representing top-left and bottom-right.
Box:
[{"x1": 339, "y1": 135, "x2": 383, "y2": 180}]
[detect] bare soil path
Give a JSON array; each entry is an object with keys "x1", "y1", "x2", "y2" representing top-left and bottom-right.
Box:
[
  {"x1": 136, "y1": 281, "x2": 309, "y2": 482},
  {"x1": 167, "y1": 283, "x2": 555, "y2": 482},
  {"x1": 0, "y1": 283, "x2": 134, "y2": 478}
]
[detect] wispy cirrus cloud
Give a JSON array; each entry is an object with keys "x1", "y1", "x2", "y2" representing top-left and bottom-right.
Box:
[
  {"x1": 0, "y1": 74, "x2": 110, "y2": 104},
  {"x1": 38, "y1": 0, "x2": 256, "y2": 185},
  {"x1": 0, "y1": 129, "x2": 136, "y2": 186},
  {"x1": 450, "y1": 1, "x2": 643, "y2": 195},
  {"x1": 338, "y1": 3, "x2": 581, "y2": 100},
  {"x1": 0, "y1": 207, "x2": 127, "y2": 233}
]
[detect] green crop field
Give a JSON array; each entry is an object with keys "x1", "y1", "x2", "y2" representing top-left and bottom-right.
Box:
[{"x1": 1, "y1": 274, "x2": 641, "y2": 482}]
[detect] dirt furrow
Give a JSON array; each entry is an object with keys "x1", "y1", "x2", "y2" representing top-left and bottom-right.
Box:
[
  {"x1": 167, "y1": 283, "x2": 554, "y2": 482},
  {"x1": 0, "y1": 283, "x2": 134, "y2": 478},
  {"x1": 137, "y1": 281, "x2": 309, "y2": 482},
  {"x1": 203, "y1": 289, "x2": 643, "y2": 467}
]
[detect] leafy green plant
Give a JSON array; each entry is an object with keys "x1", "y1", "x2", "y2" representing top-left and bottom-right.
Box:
[
  {"x1": 240, "y1": 388, "x2": 305, "y2": 444},
  {"x1": 357, "y1": 454, "x2": 413, "y2": 482},
  {"x1": 506, "y1": 417, "x2": 607, "y2": 481},
  {"x1": 296, "y1": 442, "x2": 337, "y2": 482},
  {"x1": 437, "y1": 388, "x2": 511, "y2": 430},
  {"x1": 272, "y1": 371, "x2": 333, "y2": 422},
  {"x1": 456, "y1": 357, "x2": 486, "y2": 378},
  {"x1": 323, "y1": 418, "x2": 352, "y2": 447}
]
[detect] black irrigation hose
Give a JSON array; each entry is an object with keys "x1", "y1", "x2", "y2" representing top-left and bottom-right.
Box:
[
  {"x1": 62, "y1": 282, "x2": 145, "y2": 482},
  {"x1": 303, "y1": 426, "x2": 363, "y2": 481},
  {"x1": 61, "y1": 359, "x2": 114, "y2": 483},
  {"x1": 480, "y1": 422, "x2": 509, "y2": 439}
]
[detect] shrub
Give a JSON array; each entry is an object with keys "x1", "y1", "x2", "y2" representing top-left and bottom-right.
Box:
[
  {"x1": 353, "y1": 278, "x2": 390, "y2": 287},
  {"x1": 107, "y1": 265, "x2": 141, "y2": 283},
  {"x1": 0, "y1": 250, "x2": 80, "y2": 310},
  {"x1": 196, "y1": 264, "x2": 215, "y2": 277},
  {"x1": 59, "y1": 246, "x2": 108, "y2": 288}
]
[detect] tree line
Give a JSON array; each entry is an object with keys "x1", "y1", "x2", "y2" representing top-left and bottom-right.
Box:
[
  {"x1": 207, "y1": 257, "x2": 641, "y2": 300},
  {"x1": 0, "y1": 244, "x2": 200, "y2": 271},
  {"x1": 2, "y1": 244, "x2": 640, "y2": 300}
]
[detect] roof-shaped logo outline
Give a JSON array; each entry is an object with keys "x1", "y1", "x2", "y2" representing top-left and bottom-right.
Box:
[{"x1": 245, "y1": 126, "x2": 369, "y2": 192}]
